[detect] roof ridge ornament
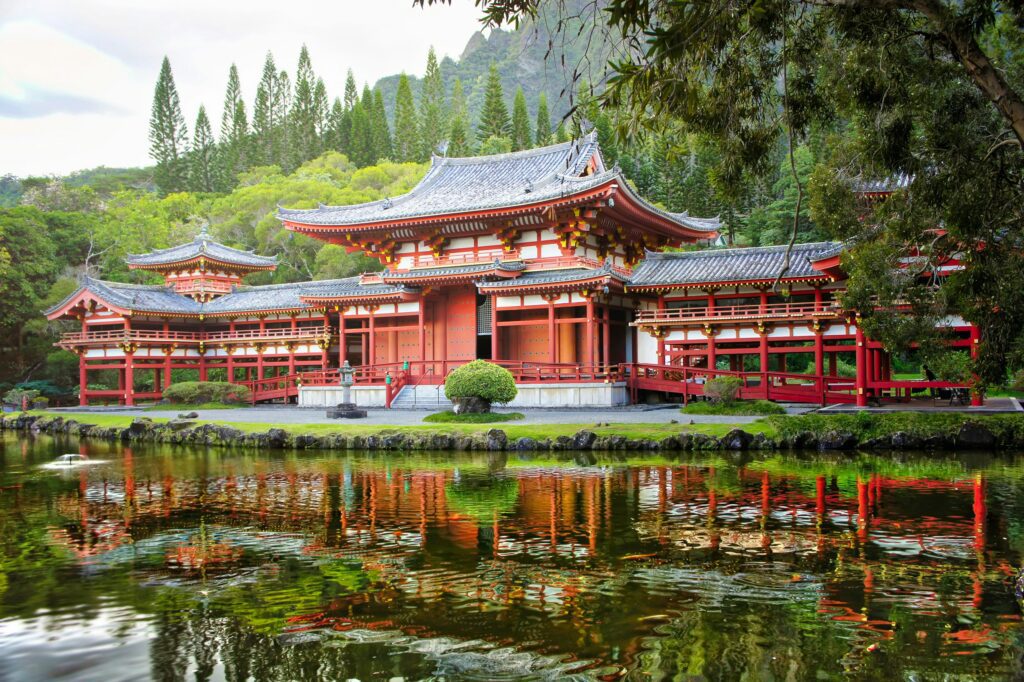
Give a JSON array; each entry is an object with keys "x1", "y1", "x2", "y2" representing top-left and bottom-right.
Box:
[{"x1": 382, "y1": 197, "x2": 393, "y2": 210}]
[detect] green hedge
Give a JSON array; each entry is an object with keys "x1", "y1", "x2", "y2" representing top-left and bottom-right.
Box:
[
  {"x1": 162, "y1": 381, "x2": 252, "y2": 405},
  {"x1": 682, "y1": 399, "x2": 786, "y2": 416},
  {"x1": 766, "y1": 412, "x2": 1024, "y2": 442},
  {"x1": 444, "y1": 360, "x2": 517, "y2": 404}
]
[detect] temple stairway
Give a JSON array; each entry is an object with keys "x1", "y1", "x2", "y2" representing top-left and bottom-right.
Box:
[{"x1": 389, "y1": 384, "x2": 449, "y2": 409}]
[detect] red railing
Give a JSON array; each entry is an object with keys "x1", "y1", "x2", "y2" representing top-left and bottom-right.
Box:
[
  {"x1": 61, "y1": 325, "x2": 331, "y2": 346},
  {"x1": 402, "y1": 249, "x2": 521, "y2": 269},
  {"x1": 633, "y1": 301, "x2": 842, "y2": 325}
]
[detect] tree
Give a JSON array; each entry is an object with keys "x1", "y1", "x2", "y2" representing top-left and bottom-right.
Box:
[
  {"x1": 477, "y1": 63, "x2": 510, "y2": 142},
  {"x1": 392, "y1": 74, "x2": 420, "y2": 162},
  {"x1": 218, "y1": 64, "x2": 250, "y2": 191},
  {"x1": 325, "y1": 97, "x2": 345, "y2": 153},
  {"x1": 417, "y1": 0, "x2": 1024, "y2": 387},
  {"x1": 313, "y1": 78, "x2": 330, "y2": 142},
  {"x1": 290, "y1": 45, "x2": 320, "y2": 167},
  {"x1": 448, "y1": 77, "x2": 472, "y2": 156},
  {"x1": 148, "y1": 56, "x2": 189, "y2": 194},
  {"x1": 189, "y1": 105, "x2": 218, "y2": 193},
  {"x1": 343, "y1": 70, "x2": 359, "y2": 111},
  {"x1": 510, "y1": 87, "x2": 531, "y2": 151},
  {"x1": 419, "y1": 47, "x2": 448, "y2": 158},
  {"x1": 535, "y1": 92, "x2": 552, "y2": 146},
  {"x1": 252, "y1": 53, "x2": 284, "y2": 167},
  {"x1": 348, "y1": 102, "x2": 374, "y2": 167},
  {"x1": 371, "y1": 89, "x2": 393, "y2": 161}
]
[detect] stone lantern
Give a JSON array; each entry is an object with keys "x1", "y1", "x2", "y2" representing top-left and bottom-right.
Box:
[{"x1": 327, "y1": 360, "x2": 366, "y2": 419}]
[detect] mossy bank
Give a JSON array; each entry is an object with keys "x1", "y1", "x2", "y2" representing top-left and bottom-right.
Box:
[{"x1": 4, "y1": 411, "x2": 1024, "y2": 453}]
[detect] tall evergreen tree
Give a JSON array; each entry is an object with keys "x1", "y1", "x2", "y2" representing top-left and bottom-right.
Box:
[
  {"x1": 290, "y1": 45, "x2": 319, "y2": 167},
  {"x1": 535, "y1": 92, "x2": 552, "y2": 146},
  {"x1": 220, "y1": 64, "x2": 243, "y2": 141},
  {"x1": 219, "y1": 65, "x2": 250, "y2": 190},
  {"x1": 343, "y1": 70, "x2": 358, "y2": 111},
  {"x1": 447, "y1": 77, "x2": 472, "y2": 157},
  {"x1": 477, "y1": 63, "x2": 510, "y2": 143},
  {"x1": 148, "y1": 56, "x2": 189, "y2": 194},
  {"x1": 510, "y1": 87, "x2": 531, "y2": 151},
  {"x1": 313, "y1": 78, "x2": 329, "y2": 141},
  {"x1": 325, "y1": 97, "x2": 345, "y2": 152},
  {"x1": 348, "y1": 102, "x2": 373, "y2": 167},
  {"x1": 392, "y1": 74, "x2": 420, "y2": 162},
  {"x1": 555, "y1": 121, "x2": 570, "y2": 143},
  {"x1": 371, "y1": 89, "x2": 392, "y2": 161},
  {"x1": 275, "y1": 69, "x2": 292, "y2": 170},
  {"x1": 252, "y1": 53, "x2": 283, "y2": 167},
  {"x1": 419, "y1": 46, "x2": 447, "y2": 158},
  {"x1": 188, "y1": 105, "x2": 217, "y2": 192}
]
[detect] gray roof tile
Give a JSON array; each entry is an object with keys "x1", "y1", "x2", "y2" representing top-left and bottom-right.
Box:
[
  {"x1": 277, "y1": 133, "x2": 719, "y2": 235},
  {"x1": 382, "y1": 260, "x2": 528, "y2": 281},
  {"x1": 627, "y1": 242, "x2": 842, "y2": 288},
  {"x1": 126, "y1": 230, "x2": 277, "y2": 269},
  {"x1": 477, "y1": 265, "x2": 627, "y2": 290}
]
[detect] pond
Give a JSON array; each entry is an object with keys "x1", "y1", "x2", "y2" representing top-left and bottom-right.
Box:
[{"x1": 0, "y1": 435, "x2": 1022, "y2": 681}]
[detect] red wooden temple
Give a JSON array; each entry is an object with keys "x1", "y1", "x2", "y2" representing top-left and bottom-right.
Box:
[{"x1": 47, "y1": 134, "x2": 978, "y2": 407}]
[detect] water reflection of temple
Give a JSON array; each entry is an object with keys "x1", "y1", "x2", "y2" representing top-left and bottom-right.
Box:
[{"x1": 32, "y1": 447, "x2": 1017, "y2": 674}]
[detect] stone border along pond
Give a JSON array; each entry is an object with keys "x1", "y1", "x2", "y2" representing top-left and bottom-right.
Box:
[{"x1": 3, "y1": 412, "x2": 1024, "y2": 453}]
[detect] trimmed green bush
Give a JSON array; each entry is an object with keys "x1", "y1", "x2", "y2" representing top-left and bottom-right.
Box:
[
  {"x1": 444, "y1": 360, "x2": 517, "y2": 404},
  {"x1": 162, "y1": 381, "x2": 251, "y2": 405},
  {"x1": 703, "y1": 376, "x2": 743, "y2": 404},
  {"x1": 682, "y1": 399, "x2": 785, "y2": 416},
  {"x1": 3, "y1": 388, "x2": 40, "y2": 407}
]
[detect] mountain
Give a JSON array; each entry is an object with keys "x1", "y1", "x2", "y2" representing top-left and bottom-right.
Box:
[{"x1": 373, "y1": 3, "x2": 615, "y2": 137}]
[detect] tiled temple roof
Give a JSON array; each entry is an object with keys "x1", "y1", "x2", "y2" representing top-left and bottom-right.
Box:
[
  {"x1": 277, "y1": 133, "x2": 719, "y2": 235},
  {"x1": 382, "y1": 260, "x2": 528, "y2": 281},
  {"x1": 126, "y1": 229, "x2": 277, "y2": 270},
  {"x1": 627, "y1": 242, "x2": 843, "y2": 288},
  {"x1": 477, "y1": 265, "x2": 628, "y2": 291}
]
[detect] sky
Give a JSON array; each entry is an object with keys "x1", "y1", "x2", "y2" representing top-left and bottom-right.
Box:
[{"x1": 0, "y1": 0, "x2": 485, "y2": 177}]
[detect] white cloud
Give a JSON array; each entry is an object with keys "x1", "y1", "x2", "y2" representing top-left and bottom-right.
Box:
[{"x1": 0, "y1": 0, "x2": 484, "y2": 175}]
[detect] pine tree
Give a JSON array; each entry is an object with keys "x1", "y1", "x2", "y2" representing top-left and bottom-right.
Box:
[
  {"x1": 313, "y1": 78, "x2": 329, "y2": 142},
  {"x1": 348, "y1": 102, "x2": 373, "y2": 167},
  {"x1": 189, "y1": 105, "x2": 217, "y2": 192},
  {"x1": 275, "y1": 69, "x2": 292, "y2": 170},
  {"x1": 343, "y1": 70, "x2": 358, "y2": 111},
  {"x1": 535, "y1": 92, "x2": 552, "y2": 146},
  {"x1": 252, "y1": 53, "x2": 281, "y2": 167},
  {"x1": 392, "y1": 73, "x2": 420, "y2": 162},
  {"x1": 325, "y1": 97, "x2": 345, "y2": 152},
  {"x1": 371, "y1": 89, "x2": 392, "y2": 160},
  {"x1": 148, "y1": 56, "x2": 189, "y2": 194},
  {"x1": 555, "y1": 121, "x2": 570, "y2": 143},
  {"x1": 510, "y1": 87, "x2": 531, "y2": 151},
  {"x1": 447, "y1": 77, "x2": 472, "y2": 157},
  {"x1": 477, "y1": 63, "x2": 510, "y2": 143},
  {"x1": 220, "y1": 64, "x2": 242, "y2": 141},
  {"x1": 218, "y1": 65, "x2": 250, "y2": 190},
  {"x1": 419, "y1": 46, "x2": 447, "y2": 158},
  {"x1": 290, "y1": 45, "x2": 319, "y2": 167}
]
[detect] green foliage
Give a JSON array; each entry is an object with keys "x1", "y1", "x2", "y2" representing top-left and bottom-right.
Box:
[
  {"x1": 447, "y1": 78, "x2": 472, "y2": 156},
  {"x1": 188, "y1": 105, "x2": 218, "y2": 193},
  {"x1": 392, "y1": 74, "x2": 420, "y2": 162},
  {"x1": 162, "y1": 381, "x2": 252, "y2": 405},
  {"x1": 423, "y1": 410, "x2": 524, "y2": 423},
  {"x1": 148, "y1": 56, "x2": 189, "y2": 194},
  {"x1": 477, "y1": 64, "x2": 510, "y2": 142},
  {"x1": 445, "y1": 476, "x2": 520, "y2": 523},
  {"x1": 2, "y1": 387, "x2": 39, "y2": 407},
  {"x1": 535, "y1": 93, "x2": 552, "y2": 146},
  {"x1": 703, "y1": 376, "x2": 743, "y2": 405},
  {"x1": 478, "y1": 135, "x2": 512, "y2": 156},
  {"x1": 682, "y1": 399, "x2": 785, "y2": 416},
  {"x1": 444, "y1": 360, "x2": 518, "y2": 404},
  {"x1": 419, "y1": 47, "x2": 448, "y2": 158},
  {"x1": 926, "y1": 351, "x2": 973, "y2": 384},
  {"x1": 510, "y1": 87, "x2": 531, "y2": 151},
  {"x1": 767, "y1": 412, "x2": 1024, "y2": 445}
]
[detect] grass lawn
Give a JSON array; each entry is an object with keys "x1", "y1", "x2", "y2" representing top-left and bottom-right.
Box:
[
  {"x1": 682, "y1": 400, "x2": 786, "y2": 416},
  {"x1": 23, "y1": 410, "x2": 768, "y2": 442}
]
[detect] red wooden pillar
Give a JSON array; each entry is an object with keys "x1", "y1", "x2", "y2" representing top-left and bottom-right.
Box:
[
  {"x1": 320, "y1": 313, "x2": 329, "y2": 370},
  {"x1": 79, "y1": 354, "x2": 88, "y2": 406},
  {"x1": 656, "y1": 294, "x2": 666, "y2": 365},
  {"x1": 368, "y1": 310, "x2": 377, "y2": 366},
  {"x1": 338, "y1": 310, "x2": 346, "y2": 367},
  {"x1": 970, "y1": 324, "x2": 983, "y2": 406},
  {"x1": 418, "y1": 299, "x2": 426, "y2": 365},
  {"x1": 547, "y1": 297, "x2": 556, "y2": 364},
  {"x1": 813, "y1": 285, "x2": 823, "y2": 311},
  {"x1": 814, "y1": 327, "x2": 825, "y2": 405},
  {"x1": 602, "y1": 305, "x2": 611, "y2": 368},
  {"x1": 585, "y1": 296, "x2": 595, "y2": 368},
  {"x1": 759, "y1": 288, "x2": 768, "y2": 314},
  {"x1": 257, "y1": 350, "x2": 265, "y2": 381},
  {"x1": 164, "y1": 349, "x2": 172, "y2": 389},
  {"x1": 491, "y1": 295, "x2": 500, "y2": 361},
  {"x1": 124, "y1": 350, "x2": 135, "y2": 406},
  {"x1": 759, "y1": 329, "x2": 769, "y2": 374},
  {"x1": 855, "y1": 322, "x2": 867, "y2": 407}
]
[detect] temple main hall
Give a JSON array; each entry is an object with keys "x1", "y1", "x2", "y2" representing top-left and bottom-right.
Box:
[{"x1": 47, "y1": 133, "x2": 978, "y2": 408}]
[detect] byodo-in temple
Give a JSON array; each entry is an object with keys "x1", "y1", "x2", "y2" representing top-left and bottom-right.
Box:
[{"x1": 47, "y1": 133, "x2": 979, "y2": 408}]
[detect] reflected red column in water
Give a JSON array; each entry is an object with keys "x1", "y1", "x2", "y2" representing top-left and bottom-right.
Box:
[
  {"x1": 815, "y1": 475, "x2": 826, "y2": 518},
  {"x1": 857, "y1": 476, "x2": 869, "y2": 544}
]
